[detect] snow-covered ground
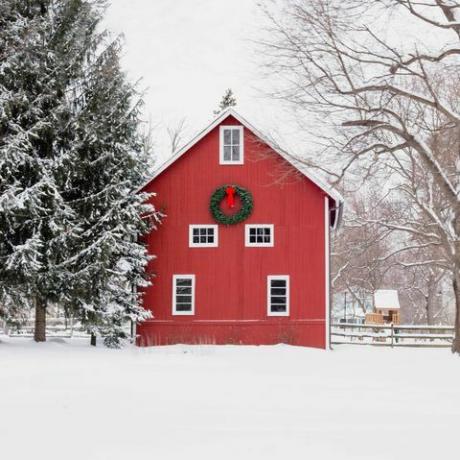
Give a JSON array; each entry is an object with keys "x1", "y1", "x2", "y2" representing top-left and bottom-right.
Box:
[{"x1": 1, "y1": 337, "x2": 459, "y2": 460}]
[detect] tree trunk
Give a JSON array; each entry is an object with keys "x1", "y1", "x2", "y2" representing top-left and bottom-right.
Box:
[
  {"x1": 452, "y1": 270, "x2": 460, "y2": 354},
  {"x1": 424, "y1": 297, "x2": 431, "y2": 326},
  {"x1": 34, "y1": 297, "x2": 47, "y2": 343},
  {"x1": 426, "y1": 291, "x2": 435, "y2": 326},
  {"x1": 90, "y1": 333, "x2": 97, "y2": 346}
]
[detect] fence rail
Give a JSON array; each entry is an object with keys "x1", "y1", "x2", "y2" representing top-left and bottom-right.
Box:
[
  {"x1": 1, "y1": 318, "x2": 89, "y2": 338},
  {"x1": 331, "y1": 322, "x2": 454, "y2": 348},
  {"x1": 1, "y1": 318, "x2": 135, "y2": 341}
]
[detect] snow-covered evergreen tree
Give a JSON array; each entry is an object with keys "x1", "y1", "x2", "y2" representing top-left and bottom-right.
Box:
[
  {"x1": 0, "y1": 0, "x2": 157, "y2": 345},
  {"x1": 62, "y1": 38, "x2": 157, "y2": 347},
  {"x1": 213, "y1": 89, "x2": 237, "y2": 115},
  {"x1": 0, "y1": 0, "x2": 79, "y2": 340}
]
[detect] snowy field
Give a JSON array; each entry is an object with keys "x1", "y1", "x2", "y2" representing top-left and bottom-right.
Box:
[{"x1": 1, "y1": 337, "x2": 459, "y2": 460}]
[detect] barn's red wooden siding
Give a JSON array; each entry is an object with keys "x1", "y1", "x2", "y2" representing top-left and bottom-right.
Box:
[{"x1": 138, "y1": 115, "x2": 329, "y2": 348}]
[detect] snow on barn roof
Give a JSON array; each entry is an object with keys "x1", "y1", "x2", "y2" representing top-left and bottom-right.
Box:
[
  {"x1": 140, "y1": 108, "x2": 344, "y2": 227},
  {"x1": 374, "y1": 290, "x2": 400, "y2": 310}
]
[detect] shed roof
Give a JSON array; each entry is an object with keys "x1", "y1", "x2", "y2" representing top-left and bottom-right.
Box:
[{"x1": 374, "y1": 290, "x2": 400, "y2": 310}]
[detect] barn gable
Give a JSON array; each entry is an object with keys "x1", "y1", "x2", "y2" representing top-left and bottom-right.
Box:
[{"x1": 140, "y1": 108, "x2": 343, "y2": 228}]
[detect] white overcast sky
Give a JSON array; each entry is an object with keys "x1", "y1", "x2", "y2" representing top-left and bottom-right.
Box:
[
  {"x1": 104, "y1": 0, "x2": 290, "y2": 162},
  {"x1": 103, "y1": 0, "x2": 449, "y2": 166}
]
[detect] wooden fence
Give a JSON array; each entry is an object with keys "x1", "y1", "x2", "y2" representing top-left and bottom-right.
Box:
[
  {"x1": 331, "y1": 322, "x2": 454, "y2": 348},
  {"x1": 2, "y1": 318, "x2": 454, "y2": 348},
  {"x1": 1, "y1": 317, "x2": 135, "y2": 340},
  {"x1": 1, "y1": 317, "x2": 89, "y2": 338}
]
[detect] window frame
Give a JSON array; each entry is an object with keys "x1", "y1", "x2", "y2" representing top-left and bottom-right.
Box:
[
  {"x1": 189, "y1": 224, "x2": 218, "y2": 248},
  {"x1": 267, "y1": 275, "x2": 290, "y2": 317},
  {"x1": 172, "y1": 274, "x2": 195, "y2": 316},
  {"x1": 219, "y1": 125, "x2": 244, "y2": 165},
  {"x1": 245, "y1": 224, "x2": 275, "y2": 247}
]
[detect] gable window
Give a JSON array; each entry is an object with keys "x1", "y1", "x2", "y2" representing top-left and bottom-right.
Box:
[
  {"x1": 189, "y1": 225, "x2": 218, "y2": 247},
  {"x1": 220, "y1": 126, "x2": 244, "y2": 164},
  {"x1": 172, "y1": 275, "x2": 195, "y2": 315},
  {"x1": 267, "y1": 276, "x2": 289, "y2": 316},
  {"x1": 245, "y1": 224, "x2": 274, "y2": 247}
]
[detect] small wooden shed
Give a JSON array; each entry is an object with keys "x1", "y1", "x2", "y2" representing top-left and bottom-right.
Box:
[{"x1": 365, "y1": 290, "x2": 400, "y2": 325}]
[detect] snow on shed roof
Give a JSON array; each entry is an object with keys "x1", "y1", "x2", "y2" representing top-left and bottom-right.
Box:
[
  {"x1": 140, "y1": 108, "x2": 344, "y2": 227},
  {"x1": 374, "y1": 290, "x2": 400, "y2": 310}
]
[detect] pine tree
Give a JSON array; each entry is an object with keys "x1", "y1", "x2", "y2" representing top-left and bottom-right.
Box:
[
  {"x1": 213, "y1": 89, "x2": 237, "y2": 115},
  {"x1": 0, "y1": 0, "x2": 80, "y2": 341},
  {"x1": 0, "y1": 0, "x2": 157, "y2": 345},
  {"x1": 62, "y1": 39, "x2": 157, "y2": 348}
]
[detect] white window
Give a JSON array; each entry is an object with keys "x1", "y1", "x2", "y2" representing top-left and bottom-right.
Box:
[
  {"x1": 172, "y1": 275, "x2": 195, "y2": 315},
  {"x1": 267, "y1": 276, "x2": 289, "y2": 316},
  {"x1": 245, "y1": 224, "x2": 274, "y2": 247},
  {"x1": 220, "y1": 126, "x2": 244, "y2": 164},
  {"x1": 189, "y1": 225, "x2": 218, "y2": 247}
]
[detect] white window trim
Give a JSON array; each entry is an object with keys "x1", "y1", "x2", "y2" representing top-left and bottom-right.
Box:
[
  {"x1": 267, "y1": 275, "x2": 290, "y2": 317},
  {"x1": 219, "y1": 125, "x2": 244, "y2": 165},
  {"x1": 172, "y1": 274, "x2": 195, "y2": 316},
  {"x1": 245, "y1": 224, "x2": 274, "y2": 247},
  {"x1": 189, "y1": 224, "x2": 218, "y2": 248}
]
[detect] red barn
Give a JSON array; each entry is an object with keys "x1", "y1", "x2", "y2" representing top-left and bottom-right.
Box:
[{"x1": 138, "y1": 109, "x2": 343, "y2": 348}]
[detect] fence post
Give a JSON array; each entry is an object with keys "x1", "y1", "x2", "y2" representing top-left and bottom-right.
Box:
[{"x1": 391, "y1": 323, "x2": 394, "y2": 348}]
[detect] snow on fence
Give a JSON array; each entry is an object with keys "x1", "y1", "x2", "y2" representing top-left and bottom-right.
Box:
[{"x1": 331, "y1": 323, "x2": 454, "y2": 348}]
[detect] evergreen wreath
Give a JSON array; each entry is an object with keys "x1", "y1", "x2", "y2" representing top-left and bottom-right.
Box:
[{"x1": 210, "y1": 185, "x2": 253, "y2": 225}]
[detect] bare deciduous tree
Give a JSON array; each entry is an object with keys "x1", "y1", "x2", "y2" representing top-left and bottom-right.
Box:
[
  {"x1": 332, "y1": 189, "x2": 392, "y2": 316},
  {"x1": 261, "y1": 0, "x2": 460, "y2": 352},
  {"x1": 402, "y1": 264, "x2": 451, "y2": 325},
  {"x1": 167, "y1": 117, "x2": 188, "y2": 154},
  {"x1": 332, "y1": 186, "x2": 453, "y2": 324}
]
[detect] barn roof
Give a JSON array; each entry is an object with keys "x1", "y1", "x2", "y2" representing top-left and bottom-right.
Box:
[{"x1": 141, "y1": 108, "x2": 344, "y2": 227}]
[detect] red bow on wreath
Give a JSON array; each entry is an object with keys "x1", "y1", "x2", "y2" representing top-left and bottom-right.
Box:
[{"x1": 225, "y1": 186, "x2": 236, "y2": 208}]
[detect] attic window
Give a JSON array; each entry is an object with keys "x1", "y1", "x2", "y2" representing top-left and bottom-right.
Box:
[{"x1": 220, "y1": 126, "x2": 244, "y2": 164}]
